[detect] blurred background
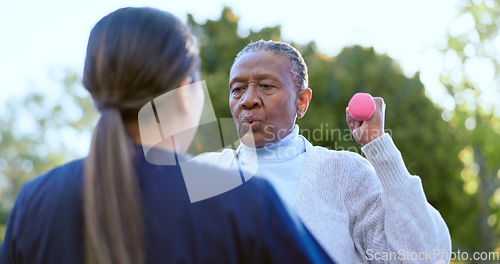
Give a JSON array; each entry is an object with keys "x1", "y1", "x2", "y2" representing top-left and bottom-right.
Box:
[{"x1": 0, "y1": 0, "x2": 499, "y2": 263}]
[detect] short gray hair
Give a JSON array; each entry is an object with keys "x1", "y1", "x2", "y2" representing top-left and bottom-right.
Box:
[{"x1": 233, "y1": 40, "x2": 309, "y2": 90}]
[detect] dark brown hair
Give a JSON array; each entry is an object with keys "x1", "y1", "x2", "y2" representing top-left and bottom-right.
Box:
[{"x1": 82, "y1": 7, "x2": 199, "y2": 264}]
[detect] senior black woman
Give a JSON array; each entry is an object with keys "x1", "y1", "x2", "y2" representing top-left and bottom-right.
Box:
[{"x1": 199, "y1": 40, "x2": 452, "y2": 264}]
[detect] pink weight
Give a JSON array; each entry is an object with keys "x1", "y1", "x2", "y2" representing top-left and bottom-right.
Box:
[{"x1": 348, "y1": 93, "x2": 376, "y2": 121}]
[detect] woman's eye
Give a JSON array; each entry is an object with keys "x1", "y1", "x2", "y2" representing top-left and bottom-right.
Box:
[
  {"x1": 232, "y1": 87, "x2": 243, "y2": 94},
  {"x1": 260, "y1": 84, "x2": 274, "y2": 89}
]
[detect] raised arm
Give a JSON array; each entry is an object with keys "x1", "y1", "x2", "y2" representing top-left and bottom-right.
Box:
[{"x1": 346, "y1": 97, "x2": 451, "y2": 263}]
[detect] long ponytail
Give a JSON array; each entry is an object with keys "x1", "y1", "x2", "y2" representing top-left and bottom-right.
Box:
[
  {"x1": 82, "y1": 7, "x2": 200, "y2": 264},
  {"x1": 84, "y1": 109, "x2": 144, "y2": 264}
]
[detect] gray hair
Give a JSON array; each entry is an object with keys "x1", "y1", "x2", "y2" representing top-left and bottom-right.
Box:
[{"x1": 233, "y1": 40, "x2": 309, "y2": 90}]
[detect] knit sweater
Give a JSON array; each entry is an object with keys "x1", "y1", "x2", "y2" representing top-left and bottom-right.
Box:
[{"x1": 196, "y1": 133, "x2": 452, "y2": 263}]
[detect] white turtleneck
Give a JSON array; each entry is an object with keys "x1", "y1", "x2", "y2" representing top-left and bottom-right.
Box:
[{"x1": 238, "y1": 125, "x2": 305, "y2": 205}]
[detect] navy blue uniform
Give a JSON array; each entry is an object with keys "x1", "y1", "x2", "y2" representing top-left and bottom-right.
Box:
[{"x1": 0, "y1": 147, "x2": 335, "y2": 264}]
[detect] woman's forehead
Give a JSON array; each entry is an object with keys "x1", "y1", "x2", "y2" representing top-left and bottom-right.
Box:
[
  {"x1": 234, "y1": 50, "x2": 289, "y2": 65},
  {"x1": 230, "y1": 50, "x2": 292, "y2": 81}
]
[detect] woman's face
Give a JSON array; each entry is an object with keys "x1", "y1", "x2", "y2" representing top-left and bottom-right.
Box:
[{"x1": 229, "y1": 50, "x2": 300, "y2": 148}]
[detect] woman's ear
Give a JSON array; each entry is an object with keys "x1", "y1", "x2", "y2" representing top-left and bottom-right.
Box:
[{"x1": 296, "y1": 88, "x2": 312, "y2": 118}]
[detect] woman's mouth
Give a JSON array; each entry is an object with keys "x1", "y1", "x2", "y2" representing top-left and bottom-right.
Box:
[
  {"x1": 242, "y1": 116, "x2": 262, "y2": 130},
  {"x1": 247, "y1": 120, "x2": 261, "y2": 129}
]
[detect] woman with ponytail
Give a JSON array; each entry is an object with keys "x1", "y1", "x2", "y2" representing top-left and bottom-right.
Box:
[{"x1": 0, "y1": 7, "x2": 335, "y2": 264}]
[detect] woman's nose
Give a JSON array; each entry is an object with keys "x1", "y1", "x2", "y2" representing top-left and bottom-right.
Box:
[{"x1": 240, "y1": 86, "x2": 262, "y2": 109}]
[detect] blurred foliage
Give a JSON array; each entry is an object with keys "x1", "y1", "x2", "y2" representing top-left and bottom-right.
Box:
[
  {"x1": 0, "y1": 6, "x2": 495, "y2": 261},
  {"x1": 439, "y1": 0, "x2": 500, "y2": 261},
  {"x1": 0, "y1": 71, "x2": 99, "y2": 247}
]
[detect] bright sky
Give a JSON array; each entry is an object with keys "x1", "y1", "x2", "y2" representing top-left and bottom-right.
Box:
[{"x1": 0, "y1": 0, "x2": 461, "y2": 109}]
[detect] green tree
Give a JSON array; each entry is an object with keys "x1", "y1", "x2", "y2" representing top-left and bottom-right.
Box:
[{"x1": 439, "y1": 0, "x2": 500, "y2": 259}]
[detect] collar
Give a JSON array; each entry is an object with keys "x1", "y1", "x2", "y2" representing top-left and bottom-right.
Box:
[{"x1": 238, "y1": 125, "x2": 305, "y2": 161}]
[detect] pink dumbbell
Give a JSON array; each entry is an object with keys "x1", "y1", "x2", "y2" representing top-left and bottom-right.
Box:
[{"x1": 348, "y1": 93, "x2": 376, "y2": 121}]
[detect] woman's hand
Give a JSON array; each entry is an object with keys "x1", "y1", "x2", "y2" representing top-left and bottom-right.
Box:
[{"x1": 346, "y1": 97, "x2": 386, "y2": 145}]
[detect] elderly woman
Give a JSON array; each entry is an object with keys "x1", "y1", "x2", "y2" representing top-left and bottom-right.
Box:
[{"x1": 200, "y1": 40, "x2": 451, "y2": 263}]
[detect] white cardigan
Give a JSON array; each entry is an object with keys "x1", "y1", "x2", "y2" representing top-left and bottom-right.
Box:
[{"x1": 196, "y1": 133, "x2": 451, "y2": 263}]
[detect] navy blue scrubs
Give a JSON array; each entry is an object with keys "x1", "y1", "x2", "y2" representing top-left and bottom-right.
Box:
[{"x1": 0, "y1": 147, "x2": 335, "y2": 264}]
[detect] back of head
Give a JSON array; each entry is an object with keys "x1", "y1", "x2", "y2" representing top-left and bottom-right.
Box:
[
  {"x1": 82, "y1": 7, "x2": 199, "y2": 264},
  {"x1": 84, "y1": 7, "x2": 200, "y2": 113}
]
